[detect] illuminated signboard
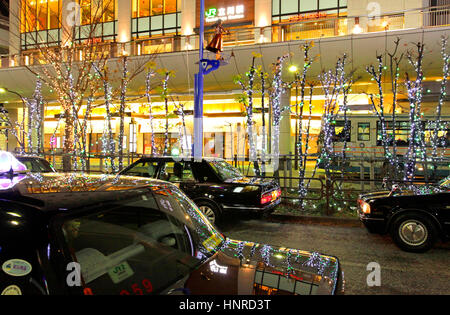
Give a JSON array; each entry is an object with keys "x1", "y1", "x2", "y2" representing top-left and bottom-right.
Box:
[
  {"x1": 288, "y1": 12, "x2": 328, "y2": 22},
  {"x1": 196, "y1": 0, "x2": 254, "y2": 27},
  {"x1": 205, "y1": 4, "x2": 245, "y2": 23}
]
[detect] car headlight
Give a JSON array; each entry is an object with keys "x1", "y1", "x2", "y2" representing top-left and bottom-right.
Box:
[{"x1": 358, "y1": 200, "x2": 371, "y2": 214}]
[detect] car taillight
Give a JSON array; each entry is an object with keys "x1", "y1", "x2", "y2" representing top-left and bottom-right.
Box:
[
  {"x1": 261, "y1": 189, "x2": 281, "y2": 205},
  {"x1": 276, "y1": 188, "x2": 281, "y2": 198},
  {"x1": 261, "y1": 193, "x2": 272, "y2": 205}
]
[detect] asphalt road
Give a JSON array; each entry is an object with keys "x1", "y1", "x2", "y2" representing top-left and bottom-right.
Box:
[{"x1": 218, "y1": 215, "x2": 450, "y2": 295}]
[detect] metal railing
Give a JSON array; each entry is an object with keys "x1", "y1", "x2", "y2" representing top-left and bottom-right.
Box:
[
  {"x1": 13, "y1": 149, "x2": 448, "y2": 216},
  {"x1": 2, "y1": 5, "x2": 450, "y2": 69}
]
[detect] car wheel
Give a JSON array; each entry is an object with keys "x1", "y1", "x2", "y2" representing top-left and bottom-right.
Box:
[
  {"x1": 197, "y1": 201, "x2": 220, "y2": 225},
  {"x1": 390, "y1": 213, "x2": 437, "y2": 253}
]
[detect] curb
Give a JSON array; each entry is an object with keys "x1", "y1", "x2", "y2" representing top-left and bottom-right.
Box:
[{"x1": 267, "y1": 213, "x2": 363, "y2": 227}]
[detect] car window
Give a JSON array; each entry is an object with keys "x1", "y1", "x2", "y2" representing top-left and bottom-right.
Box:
[
  {"x1": 159, "y1": 162, "x2": 195, "y2": 183},
  {"x1": 60, "y1": 187, "x2": 224, "y2": 295},
  {"x1": 123, "y1": 161, "x2": 159, "y2": 178},
  {"x1": 208, "y1": 160, "x2": 243, "y2": 182},
  {"x1": 191, "y1": 161, "x2": 218, "y2": 183},
  {"x1": 17, "y1": 158, "x2": 54, "y2": 173}
]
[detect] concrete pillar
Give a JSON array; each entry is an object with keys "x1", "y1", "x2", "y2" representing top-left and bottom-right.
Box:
[
  {"x1": 9, "y1": 0, "x2": 20, "y2": 58},
  {"x1": 255, "y1": 0, "x2": 272, "y2": 43},
  {"x1": 61, "y1": 0, "x2": 74, "y2": 46},
  {"x1": 279, "y1": 89, "x2": 292, "y2": 156},
  {"x1": 405, "y1": 0, "x2": 424, "y2": 29},
  {"x1": 181, "y1": 0, "x2": 196, "y2": 50},
  {"x1": 118, "y1": 0, "x2": 132, "y2": 55}
]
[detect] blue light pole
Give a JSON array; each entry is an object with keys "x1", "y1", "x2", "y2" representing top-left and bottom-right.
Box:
[
  {"x1": 193, "y1": 0, "x2": 221, "y2": 160},
  {"x1": 193, "y1": 0, "x2": 205, "y2": 161}
]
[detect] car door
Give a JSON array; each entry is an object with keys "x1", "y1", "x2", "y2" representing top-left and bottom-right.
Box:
[
  {"x1": 158, "y1": 160, "x2": 199, "y2": 199},
  {"x1": 437, "y1": 193, "x2": 450, "y2": 236}
]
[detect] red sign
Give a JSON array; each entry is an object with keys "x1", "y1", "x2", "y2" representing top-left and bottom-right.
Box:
[{"x1": 289, "y1": 12, "x2": 328, "y2": 22}]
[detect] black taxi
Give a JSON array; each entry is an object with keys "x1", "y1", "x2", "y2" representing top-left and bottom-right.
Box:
[
  {"x1": 0, "y1": 151, "x2": 343, "y2": 295},
  {"x1": 358, "y1": 177, "x2": 450, "y2": 252},
  {"x1": 119, "y1": 157, "x2": 281, "y2": 224}
]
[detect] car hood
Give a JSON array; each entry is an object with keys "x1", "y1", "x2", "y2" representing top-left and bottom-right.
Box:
[
  {"x1": 359, "y1": 191, "x2": 392, "y2": 202},
  {"x1": 182, "y1": 238, "x2": 342, "y2": 295},
  {"x1": 359, "y1": 187, "x2": 446, "y2": 202}
]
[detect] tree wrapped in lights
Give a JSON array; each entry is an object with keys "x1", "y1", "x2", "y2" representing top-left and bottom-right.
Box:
[
  {"x1": 116, "y1": 56, "x2": 153, "y2": 170},
  {"x1": 145, "y1": 64, "x2": 157, "y2": 156},
  {"x1": 259, "y1": 69, "x2": 269, "y2": 176},
  {"x1": 155, "y1": 69, "x2": 175, "y2": 155},
  {"x1": 78, "y1": 95, "x2": 94, "y2": 172},
  {"x1": 234, "y1": 52, "x2": 263, "y2": 176},
  {"x1": 13, "y1": 0, "x2": 112, "y2": 171},
  {"x1": 431, "y1": 36, "x2": 450, "y2": 164},
  {"x1": 316, "y1": 54, "x2": 348, "y2": 179},
  {"x1": 367, "y1": 55, "x2": 395, "y2": 164},
  {"x1": 387, "y1": 38, "x2": 404, "y2": 175},
  {"x1": 93, "y1": 63, "x2": 116, "y2": 173},
  {"x1": 27, "y1": 77, "x2": 45, "y2": 154},
  {"x1": 0, "y1": 78, "x2": 45, "y2": 154},
  {"x1": 366, "y1": 41, "x2": 405, "y2": 180},
  {"x1": 172, "y1": 97, "x2": 190, "y2": 157},
  {"x1": 0, "y1": 106, "x2": 28, "y2": 154},
  {"x1": 269, "y1": 54, "x2": 289, "y2": 171},
  {"x1": 289, "y1": 42, "x2": 317, "y2": 203},
  {"x1": 404, "y1": 42, "x2": 427, "y2": 180}
]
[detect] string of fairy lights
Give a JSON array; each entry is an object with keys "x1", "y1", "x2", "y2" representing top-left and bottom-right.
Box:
[{"x1": 270, "y1": 54, "x2": 289, "y2": 171}]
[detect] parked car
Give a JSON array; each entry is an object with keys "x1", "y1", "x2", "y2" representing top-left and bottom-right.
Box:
[
  {"x1": 15, "y1": 155, "x2": 56, "y2": 173},
  {"x1": 119, "y1": 157, "x2": 281, "y2": 224},
  {"x1": 357, "y1": 176, "x2": 450, "y2": 252},
  {"x1": 0, "y1": 151, "x2": 343, "y2": 295}
]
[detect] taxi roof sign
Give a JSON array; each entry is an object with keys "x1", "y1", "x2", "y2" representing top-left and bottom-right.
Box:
[{"x1": 0, "y1": 151, "x2": 27, "y2": 175}]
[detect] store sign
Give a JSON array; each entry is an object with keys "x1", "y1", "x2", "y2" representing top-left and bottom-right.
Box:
[
  {"x1": 197, "y1": 0, "x2": 254, "y2": 27},
  {"x1": 289, "y1": 12, "x2": 328, "y2": 22},
  {"x1": 205, "y1": 4, "x2": 245, "y2": 23}
]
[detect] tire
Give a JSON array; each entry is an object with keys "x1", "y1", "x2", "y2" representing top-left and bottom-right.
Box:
[
  {"x1": 196, "y1": 200, "x2": 221, "y2": 225},
  {"x1": 389, "y1": 213, "x2": 437, "y2": 253}
]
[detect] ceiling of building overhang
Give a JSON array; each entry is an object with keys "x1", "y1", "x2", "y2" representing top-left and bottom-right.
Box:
[{"x1": 0, "y1": 26, "x2": 449, "y2": 107}]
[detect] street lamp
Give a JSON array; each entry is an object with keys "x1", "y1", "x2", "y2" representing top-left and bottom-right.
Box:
[
  {"x1": 193, "y1": 0, "x2": 206, "y2": 161},
  {"x1": 193, "y1": 0, "x2": 221, "y2": 160}
]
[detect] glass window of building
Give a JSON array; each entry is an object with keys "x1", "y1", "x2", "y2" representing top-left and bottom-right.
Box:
[
  {"x1": 77, "y1": 0, "x2": 116, "y2": 24},
  {"x1": 273, "y1": 0, "x2": 347, "y2": 19},
  {"x1": 272, "y1": 0, "x2": 348, "y2": 41},
  {"x1": 133, "y1": 0, "x2": 179, "y2": 17},
  {"x1": 20, "y1": 0, "x2": 62, "y2": 50},
  {"x1": 20, "y1": 0, "x2": 117, "y2": 50},
  {"x1": 357, "y1": 123, "x2": 370, "y2": 141},
  {"x1": 73, "y1": 0, "x2": 117, "y2": 44},
  {"x1": 132, "y1": 0, "x2": 181, "y2": 47},
  {"x1": 21, "y1": 0, "x2": 61, "y2": 32}
]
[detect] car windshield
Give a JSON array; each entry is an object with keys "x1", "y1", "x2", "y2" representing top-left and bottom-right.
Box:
[
  {"x1": 61, "y1": 184, "x2": 225, "y2": 295},
  {"x1": 17, "y1": 157, "x2": 55, "y2": 173},
  {"x1": 208, "y1": 160, "x2": 243, "y2": 181}
]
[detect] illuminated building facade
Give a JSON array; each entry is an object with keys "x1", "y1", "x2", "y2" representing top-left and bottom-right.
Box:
[{"x1": 0, "y1": 0, "x2": 449, "y2": 164}]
